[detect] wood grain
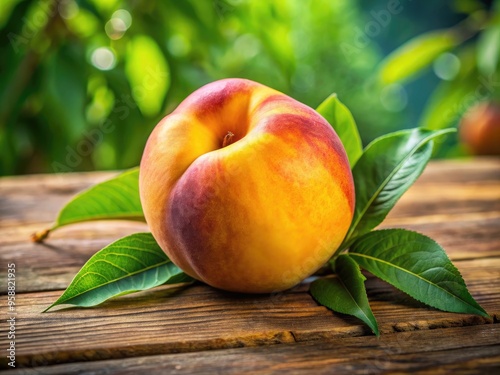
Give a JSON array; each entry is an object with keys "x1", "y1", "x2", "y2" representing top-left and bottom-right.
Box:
[
  {"x1": 0, "y1": 257, "x2": 497, "y2": 367},
  {"x1": 0, "y1": 159, "x2": 499, "y2": 372},
  {"x1": 1, "y1": 160, "x2": 498, "y2": 293},
  {"x1": 5, "y1": 325, "x2": 500, "y2": 374},
  {"x1": 0, "y1": 212, "x2": 497, "y2": 293}
]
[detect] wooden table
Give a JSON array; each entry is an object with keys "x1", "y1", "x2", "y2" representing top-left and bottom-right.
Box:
[{"x1": 1, "y1": 159, "x2": 499, "y2": 374}]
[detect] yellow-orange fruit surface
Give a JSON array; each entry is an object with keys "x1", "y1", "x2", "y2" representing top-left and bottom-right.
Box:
[{"x1": 140, "y1": 79, "x2": 355, "y2": 293}]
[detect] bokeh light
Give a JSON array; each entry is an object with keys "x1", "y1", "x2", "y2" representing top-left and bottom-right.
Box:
[
  {"x1": 380, "y1": 84, "x2": 408, "y2": 113},
  {"x1": 112, "y1": 9, "x2": 132, "y2": 29},
  {"x1": 168, "y1": 35, "x2": 191, "y2": 57},
  {"x1": 433, "y1": 52, "x2": 461, "y2": 81},
  {"x1": 58, "y1": 0, "x2": 79, "y2": 20},
  {"x1": 2, "y1": 1, "x2": 499, "y2": 176},
  {"x1": 90, "y1": 47, "x2": 116, "y2": 70},
  {"x1": 105, "y1": 9, "x2": 132, "y2": 40}
]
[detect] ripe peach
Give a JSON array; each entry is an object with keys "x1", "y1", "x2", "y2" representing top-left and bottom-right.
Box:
[
  {"x1": 139, "y1": 78, "x2": 354, "y2": 293},
  {"x1": 459, "y1": 101, "x2": 500, "y2": 156}
]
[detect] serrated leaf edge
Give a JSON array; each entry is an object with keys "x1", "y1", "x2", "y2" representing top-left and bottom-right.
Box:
[
  {"x1": 349, "y1": 229, "x2": 489, "y2": 318},
  {"x1": 44, "y1": 233, "x2": 180, "y2": 312},
  {"x1": 336, "y1": 256, "x2": 379, "y2": 336},
  {"x1": 344, "y1": 128, "x2": 455, "y2": 247}
]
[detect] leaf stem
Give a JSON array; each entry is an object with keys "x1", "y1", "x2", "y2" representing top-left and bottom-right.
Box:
[
  {"x1": 31, "y1": 228, "x2": 52, "y2": 243},
  {"x1": 329, "y1": 246, "x2": 349, "y2": 267}
]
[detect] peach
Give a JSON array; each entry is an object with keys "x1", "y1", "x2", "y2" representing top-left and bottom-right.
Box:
[
  {"x1": 139, "y1": 78, "x2": 354, "y2": 293},
  {"x1": 459, "y1": 101, "x2": 500, "y2": 156}
]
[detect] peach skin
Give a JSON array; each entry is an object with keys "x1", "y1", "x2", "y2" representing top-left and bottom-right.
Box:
[{"x1": 139, "y1": 78, "x2": 355, "y2": 293}]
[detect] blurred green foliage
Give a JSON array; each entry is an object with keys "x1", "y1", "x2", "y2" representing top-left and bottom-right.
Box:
[
  {"x1": 377, "y1": 0, "x2": 500, "y2": 156},
  {"x1": 0, "y1": 0, "x2": 396, "y2": 176},
  {"x1": 1, "y1": 0, "x2": 498, "y2": 176}
]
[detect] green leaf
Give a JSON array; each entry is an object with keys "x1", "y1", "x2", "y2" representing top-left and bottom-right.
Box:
[
  {"x1": 418, "y1": 44, "x2": 479, "y2": 133},
  {"x1": 44, "y1": 48, "x2": 87, "y2": 140},
  {"x1": 418, "y1": 71, "x2": 478, "y2": 131},
  {"x1": 44, "y1": 233, "x2": 191, "y2": 311},
  {"x1": 379, "y1": 30, "x2": 460, "y2": 84},
  {"x1": 477, "y1": 1, "x2": 500, "y2": 76},
  {"x1": 55, "y1": 167, "x2": 143, "y2": 225},
  {"x1": 341, "y1": 128, "x2": 455, "y2": 249},
  {"x1": 125, "y1": 34, "x2": 170, "y2": 117},
  {"x1": 0, "y1": 0, "x2": 22, "y2": 29},
  {"x1": 349, "y1": 229, "x2": 489, "y2": 318},
  {"x1": 477, "y1": 22, "x2": 500, "y2": 76},
  {"x1": 32, "y1": 168, "x2": 144, "y2": 242},
  {"x1": 316, "y1": 94, "x2": 363, "y2": 167},
  {"x1": 310, "y1": 255, "x2": 379, "y2": 336}
]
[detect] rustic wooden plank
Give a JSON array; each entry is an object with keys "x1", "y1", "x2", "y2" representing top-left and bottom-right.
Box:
[
  {"x1": 0, "y1": 159, "x2": 498, "y2": 293},
  {"x1": 1, "y1": 213, "x2": 497, "y2": 293},
  {"x1": 0, "y1": 222, "x2": 149, "y2": 292},
  {"x1": 5, "y1": 324, "x2": 500, "y2": 374},
  {"x1": 1, "y1": 159, "x2": 498, "y2": 230},
  {"x1": 1, "y1": 159, "x2": 499, "y2": 372},
  {"x1": 0, "y1": 172, "x2": 116, "y2": 227},
  {"x1": 386, "y1": 185, "x2": 500, "y2": 218},
  {"x1": 293, "y1": 256, "x2": 500, "y2": 341},
  {"x1": 380, "y1": 213, "x2": 500, "y2": 260},
  {"x1": 0, "y1": 221, "x2": 149, "y2": 246},
  {"x1": 0, "y1": 258, "x2": 497, "y2": 367},
  {"x1": 385, "y1": 351, "x2": 500, "y2": 375},
  {"x1": 408, "y1": 158, "x2": 500, "y2": 184}
]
